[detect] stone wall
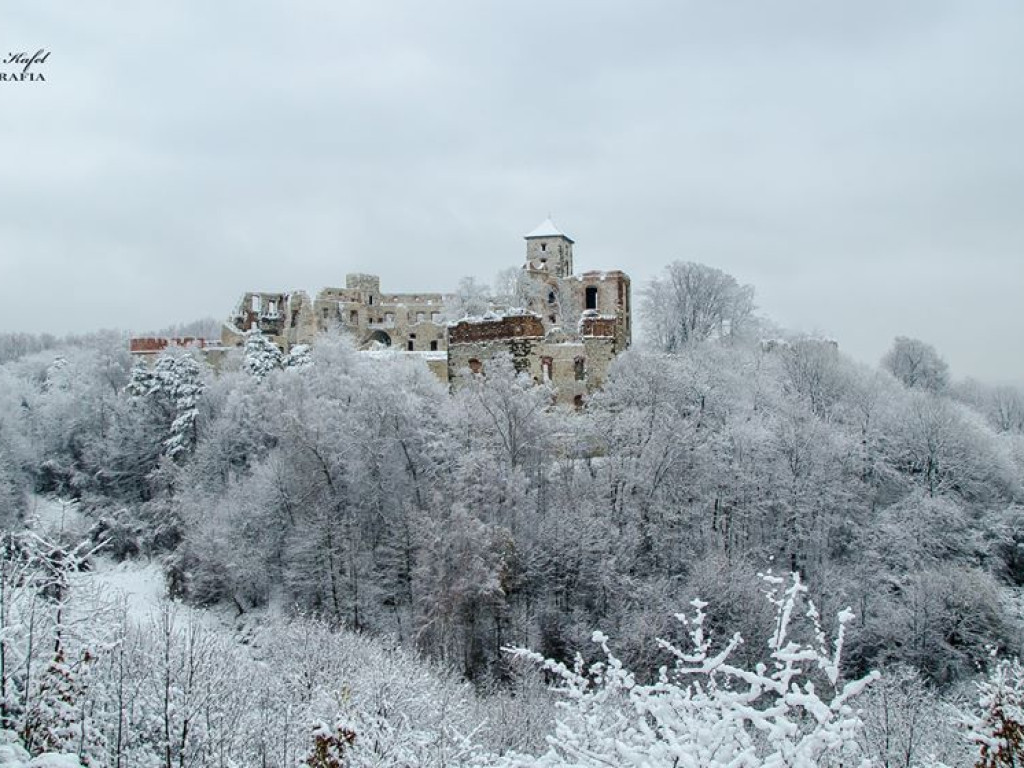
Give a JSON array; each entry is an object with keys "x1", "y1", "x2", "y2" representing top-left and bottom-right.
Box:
[
  {"x1": 313, "y1": 280, "x2": 448, "y2": 352},
  {"x1": 160, "y1": 223, "x2": 632, "y2": 404}
]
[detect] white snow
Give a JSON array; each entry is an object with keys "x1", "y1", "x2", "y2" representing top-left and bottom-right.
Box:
[
  {"x1": 82, "y1": 559, "x2": 167, "y2": 623},
  {"x1": 524, "y1": 217, "x2": 572, "y2": 240},
  {"x1": 25, "y1": 496, "x2": 85, "y2": 538}
]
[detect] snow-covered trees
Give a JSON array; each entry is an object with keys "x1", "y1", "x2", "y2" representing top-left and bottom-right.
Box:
[
  {"x1": 241, "y1": 328, "x2": 283, "y2": 381},
  {"x1": 966, "y1": 658, "x2": 1024, "y2": 767},
  {"x1": 498, "y1": 572, "x2": 877, "y2": 767},
  {"x1": 127, "y1": 353, "x2": 205, "y2": 461},
  {"x1": 3, "y1": 276, "x2": 1024, "y2": 763},
  {"x1": 882, "y1": 336, "x2": 950, "y2": 392},
  {"x1": 444, "y1": 276, "x2": 492, "y2": 321},
  {"x1": 640, "y1": 261, "x2": 756, "y2": 351}
]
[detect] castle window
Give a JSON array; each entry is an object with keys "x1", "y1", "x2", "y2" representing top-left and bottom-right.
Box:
[
  {"x1": 416, "y1": 312, "x2": 426, "y2": 323},
  {"x1": 469, "y1": 358, "x2": 482, "y2": 375},
  {"x1": 573, "y1": 394, "x2": 584, "y2": 409},
  {"x1": 585, "y1": 286, "x2": 598, "y2": 310},
  {"x1": 251, "y1": 295, "x2": 260, "y2": 312},
  {"x1": 574, "y1": 356, "x2": 586, "y2": 381},
  {"x1": 541, "y1": 356, "x2": 553, "y2": 382},
  {"x1": 541, "y1": 243, "x2": 547, "y2": 252},
  {"x1": 350, "y1": 310, "x2": 358, "y2": 323},
  {"x1": 407, "y1": 340, "x2": 414, "y2": 351},
  {"x1": 430, "y1": 340, "x2": 438, "y2": 351},
  {"x1": 385, "y1": 312, "x2": 394, "y2": 324},
  {"x1": 548, "y1": 290, "x2": 556, "y2": 304},
  {"x1": 431, "y1": 312, "x2": 440, "y2": 323},
  {"x1": 368, "y1": 295, "x2": 374, "y2": 305},
  {"x1": 322, "y1": 308, "x2": 329, "y2": 319}
]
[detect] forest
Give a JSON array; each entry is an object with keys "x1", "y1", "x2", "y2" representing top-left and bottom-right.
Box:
[{"x1": 1, "y1": 262, "x2": 1023, "y2": 766}]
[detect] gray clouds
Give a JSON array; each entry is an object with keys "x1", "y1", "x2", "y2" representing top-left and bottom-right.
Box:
[{"x1": 1, "y1": 0, "x2": 1021, "y2": 380}]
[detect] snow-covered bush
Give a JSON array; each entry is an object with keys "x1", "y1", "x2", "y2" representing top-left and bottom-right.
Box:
[
  {"x1": 495, "y1": 572, "x2": 878, "y2": 767},
  {"x1": 966, "y1": 657, "x2": 1024, "y2": 767}
]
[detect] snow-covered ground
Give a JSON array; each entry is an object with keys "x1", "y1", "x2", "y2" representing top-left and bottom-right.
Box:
[
  {"x1": 26, "y1": 495, "x2": 167, "y2": 624},
  {"x1": 80, "y1": 558, "x2": 166, "y2": 623}
]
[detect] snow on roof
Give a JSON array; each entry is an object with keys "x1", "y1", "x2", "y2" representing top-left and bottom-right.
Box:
[{"x1": 525, "y1": 217, "x2": 574, "y2": 242}]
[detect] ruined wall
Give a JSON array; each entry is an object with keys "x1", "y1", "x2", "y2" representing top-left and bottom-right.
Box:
[
  {"x1": 179, "y1": 223, "x2": 632, "y2": 404},
  {"x1": 223, "y1": 291, "x2": 294, "y2": 350},
  {"x1": 447, "y1": 313, "x2": 545, "y2": 381},
  {"x1": 313, "y1": 278, "x2": 448, "y2": 352},
  {"x1": 573, "y1": 270, "x2": 631, "y2": 352},
  {"x1": 446, "y1": 310, "x2": 622, "y2": 406}
]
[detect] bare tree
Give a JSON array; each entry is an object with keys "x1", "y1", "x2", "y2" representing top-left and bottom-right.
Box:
[
  {"x1": 640, "y1": 261, "x2": 755, "y2": 352},
  {"x1": 882, "y1": 336, "x2": 950, "y2": 392}
]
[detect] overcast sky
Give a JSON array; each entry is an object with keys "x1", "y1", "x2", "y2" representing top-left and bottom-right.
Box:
[{"x1": 1, "y1": 1, "x2": 1022, "y2": 381}]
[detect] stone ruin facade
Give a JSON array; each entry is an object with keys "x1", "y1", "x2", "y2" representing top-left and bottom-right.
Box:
[
  {"x1": 445, "y1": 220, "x2": 631, "y2": 406},
  {"x1": 135, "y1": 220, "x2": 632, "y2": 405}
]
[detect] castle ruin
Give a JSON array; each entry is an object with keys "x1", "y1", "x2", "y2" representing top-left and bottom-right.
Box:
[{"x1": 137, "y1": 220, "x2": 631, "y2": 405}]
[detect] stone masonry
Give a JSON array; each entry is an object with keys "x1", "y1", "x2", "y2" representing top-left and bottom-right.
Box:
[{"x1": 139, "y1": 219, "x2": 631, "y2": 405}]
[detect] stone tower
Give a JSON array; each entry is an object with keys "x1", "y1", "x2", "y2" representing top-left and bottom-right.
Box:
[{"x1": 524, "y1": 217, "x2": 574, "y2": 278}]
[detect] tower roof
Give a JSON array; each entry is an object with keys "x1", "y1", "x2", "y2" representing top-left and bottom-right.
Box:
[{"x1": 524, "y1": 217, "x2": 574, "y2": 243}]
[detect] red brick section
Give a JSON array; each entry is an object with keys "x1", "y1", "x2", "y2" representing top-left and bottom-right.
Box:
[
  {"x1": 581, "y1": 317, "x2": 615, "y2": 337},
  {"x1": 129, "y1": 337, "x2": 215, "y2": 353},
  {"x1": 448, "y1": 314, "x2": 545, "y2": 344}
]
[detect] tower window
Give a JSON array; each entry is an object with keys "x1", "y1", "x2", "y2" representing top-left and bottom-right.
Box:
[
  {"x1": 585, "y1": 286, "x2": 598, "y2": 310},
  {"x1": 548, "y1": 290, "x2": 556, "y2": 305},
  {"x1": 368, "y1": 295, "x2": 374, "y2": 305},
  {"x1": 350, "y1": 310, "x2": 358, "y2": 323},
  {"x1": 469, "y1": 358, "x2": 482, "y2": 375},
  {"x1": 575, "y1": 357, "x2": 586, "y2": 381},
  {"x1": 541, "y1": 243, "x2": 547, "y2": 252},
  {"x1": 407, "y1": 340, "x2": 414, "y2": 351},
  {"x1": 430, "y1": 340, "x2": 438, "y2": 351}
]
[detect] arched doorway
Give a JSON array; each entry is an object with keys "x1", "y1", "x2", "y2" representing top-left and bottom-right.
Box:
[{"x1": 366, "y1": 330, "x2": 392, "y2": 348}]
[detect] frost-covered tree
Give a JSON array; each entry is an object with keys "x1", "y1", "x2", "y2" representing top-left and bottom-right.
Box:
[
  {"x1": 444, "y1": 276, "x2": 492, "y2": 321},
  {"x1": 242, "y1": 329, "x2": 283, "y2": 381},
  {"x1": 640, "y1": 261, "x2": 755, "y2": 351},
  {"x1": 127, "y1": 353, "x2": 205, "y2": 460},
  {"x1": 882, "y1": 337, "x2": 950, "y2": 392},
  {"x1": 285, "y1": 343, "x2": 313, "y2": 370}
]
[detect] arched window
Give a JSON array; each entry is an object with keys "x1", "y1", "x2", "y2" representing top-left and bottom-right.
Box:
[
  {"x1": 585, "y1": 286, "x2": 598, "y2": 310},
  {"x1": 469, "y1": 358, "x2": 482, "y2": 375},
  {"x1": 574, "y1": 357, "x2": 586, "y2": 381}
]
